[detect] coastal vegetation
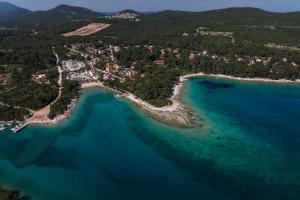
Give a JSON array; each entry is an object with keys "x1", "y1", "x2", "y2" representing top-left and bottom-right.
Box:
[
  {"x1": 0, "y1": 105, "x2": 30, "y2": 121},
  {"x1": 0, "y1": 65, "x2": 58, "y2": 110},
  {"x1": 49, "y1": 80, "x2": 79, "y2": 119},
  {"x1": 0, "y1": 5, "x2": 300, "y2": 119},
  {"x1": 0, "y1": 4, "x2": 299, "y2": 200}
]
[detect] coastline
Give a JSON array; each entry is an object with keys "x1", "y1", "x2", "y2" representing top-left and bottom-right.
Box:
[
  {"x1": 118, "y1": 73, "x2": 300, "y2": 128},
  {"x1": 81, "y1": 81, "x2": 197, "y2": 128},
  {"x1": 11, "y1": 98, "x2": 78, "y2": 133},
  {"x1": 183, "y1": 72, "x2": 300, "y2": 83},
  {"x1": 5, "y1": 73, "x2": 300, "y2": 132},
  {"x1": 31, "y1": 98, "x2": 78, "y2": 127}
]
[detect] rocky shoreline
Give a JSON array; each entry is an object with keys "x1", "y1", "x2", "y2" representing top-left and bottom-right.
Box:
[
  {"x1": 183, "y1": 72, "x2": 300, "y2": 83},
  {"x1": 80, "y1": 73, "x2": 300, "y2": 128},
  {"x1": 28, "y1": 98, "x2": 78, "y2": 128},
  {"x1": 129, "y1": 72, "x2": 300, "y2": 127},
  {"x1": 123, "y1": 78, "x2": 198, "y2": 128},
  {"x1": 81, "y1": 80, "x2": 199, "y2": 128},
  {"x1": 2, "y1": 73, "x2": 300, "y2": 132}
]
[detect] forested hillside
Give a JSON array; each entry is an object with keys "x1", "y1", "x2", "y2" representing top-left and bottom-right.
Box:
[
  {"x1": 14, "y1": 4, "x2": 104, "y2": 25},
  {"x1": 95, "y1": 8, "x2": 300, "y2": 46},
  {"x1": 0, "y1": 1, "x2": 30, "y2": 21}
]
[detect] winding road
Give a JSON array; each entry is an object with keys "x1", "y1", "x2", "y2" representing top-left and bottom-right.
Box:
[{"x1": 13, "y1": 48, "x2": 64, "y2": 132}]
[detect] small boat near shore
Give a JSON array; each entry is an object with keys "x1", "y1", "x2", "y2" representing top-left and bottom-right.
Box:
[{"x1": 114, "y1": 94, "x2": 121, "y2": 99}]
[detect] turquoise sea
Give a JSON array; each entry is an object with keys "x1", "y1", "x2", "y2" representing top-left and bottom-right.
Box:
[{"x1": 0, "y1": 77, "x2": 299, "y2": 200}]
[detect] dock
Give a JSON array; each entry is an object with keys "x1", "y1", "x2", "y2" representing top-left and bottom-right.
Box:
[{"x1": 12, "y1": 122, "x2": 29, "y2": 133}]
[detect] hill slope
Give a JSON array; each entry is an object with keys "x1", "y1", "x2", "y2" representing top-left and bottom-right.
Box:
[
  {"x1": 144, "y1": 7, "x2": 300, "y2": 26},
  {"x1": 98, "y1": 7, "x2": 300, "y2": 47},
  {"x1": 0, "y1": 1, "x2": 30, "y2": 21},
  {"x1": 16, "y1": 4, "x2": 104, "y2": 24},
  {"x1": 118, "y1": 9, "x2": 142, "y2": 15}
]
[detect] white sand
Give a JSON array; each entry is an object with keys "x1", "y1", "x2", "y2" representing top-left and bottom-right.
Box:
[{"x1": 81, "y1": 82, "x2": 104, "y2": 89}]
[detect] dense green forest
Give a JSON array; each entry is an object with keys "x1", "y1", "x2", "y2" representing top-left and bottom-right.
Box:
[
  {"x1": 49, "y1": 80, "x2": 79, "y2": 119},
  {"x1": 1, "y1": 5, "x2": 300, "y2": 117},
  {"x1": 0, "y1": 63, "x2": 58, "y2": 110},
  {"x1": 0, "y1": 105, "x2": 30, "y2": 121},
  {"x1": 92, "y1": 8, "x2": 300, "y2": 47},
  {"x1": 95, "y1": 8, "x2": 300, "y2": 105}
]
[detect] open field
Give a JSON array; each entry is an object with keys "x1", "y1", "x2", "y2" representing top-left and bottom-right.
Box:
[{"x1": 63, "y1": 23, "x2": 111, "y2": 37}]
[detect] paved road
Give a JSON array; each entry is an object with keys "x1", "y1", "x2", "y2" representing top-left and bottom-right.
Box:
[{"x1": 52, "y1": 48, "x2": 63, "y2": 105}]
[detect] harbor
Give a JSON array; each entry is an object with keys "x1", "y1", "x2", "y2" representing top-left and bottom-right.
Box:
[{"x1": 0, "y1": 121, "x2": 28, "y2": 133}]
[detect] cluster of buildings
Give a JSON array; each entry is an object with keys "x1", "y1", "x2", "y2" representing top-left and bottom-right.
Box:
[
  {"x1": 104, "y1": 63, "x2": 136, "y2": 81},
  {"x1": 179, "y1": 28, "x2": 299, "y2": 68},
  {"x1": 233, "y1": 55, "x2": 298, "y2": 68},
  {"x1": 247, "y1": 57, "x2": 272, "y2": 66},
  {"x1": 106, "y1": 12, "x2": 140, "y2": 21},
  {"x1": 0, "y1": 120, "x2": 25, "y2": 132},
  {"x1": 62, "y1": 60, "x2": 86, "y2": 72},
  {"x1": 156, "y1": 45, "x2": 299, "y2": 69},
  {"x1": 192, "y1": 49, "x2": 299, "y2": 68},
  {"x1": 32, "y1": 74, "x2": 49, "y2": 84},
  {"x1": 62, "y1": 53, "x2": 101, "y2": 82},
  {"x1": 66, "y1": 69, "x2": 99, "y2": 82},
  {"x1": 67, "y1": 40, "x2": 299, "y2": 87},
  {"x1": 66, "y1": 42, "x2": 137, "y2": 83},
  {"x1": 70, "y1": 43, "x2": 120, "y2": 60}
]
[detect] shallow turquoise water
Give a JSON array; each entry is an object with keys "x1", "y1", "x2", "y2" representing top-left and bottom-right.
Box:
[{"x1": 0, "y1": 77, "x2": 299, "y2": 200}]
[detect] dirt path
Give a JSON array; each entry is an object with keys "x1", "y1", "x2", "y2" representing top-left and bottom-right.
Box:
[
  {"x1": 14, "y1": 48, "x2": 64, "y2": 132},
  {"x1": 0, "y1": 101, "x2": 34, "y2": 113},
  {"x1": 52, "y1": 49, "x2": 63, "y2": 105}
]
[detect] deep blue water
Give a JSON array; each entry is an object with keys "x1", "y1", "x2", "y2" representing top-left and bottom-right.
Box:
[{"x1": 0, "y1": 77, "x2": 299, "y2": 200}]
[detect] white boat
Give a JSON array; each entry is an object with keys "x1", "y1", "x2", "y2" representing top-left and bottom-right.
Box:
[{"x1": 114, "y1": 94, "x2": 121, "y2": 99}]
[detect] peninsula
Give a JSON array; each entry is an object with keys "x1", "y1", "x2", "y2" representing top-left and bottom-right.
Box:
[{"x1": 0, "y1": 2, "x2": 300, "y2": 200}]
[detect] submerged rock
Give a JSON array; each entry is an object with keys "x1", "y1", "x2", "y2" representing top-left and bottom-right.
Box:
[{"x1": 0, "y1": 187, "x2": 30, "y2": 200}]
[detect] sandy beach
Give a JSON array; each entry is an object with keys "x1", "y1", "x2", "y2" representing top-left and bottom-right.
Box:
[
  {"x1": 81, "y1": 80, "x2": 196, "y2": 128},
  {"x1": 81, "y1": 82, "x2": 104, "y2": 88}
]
